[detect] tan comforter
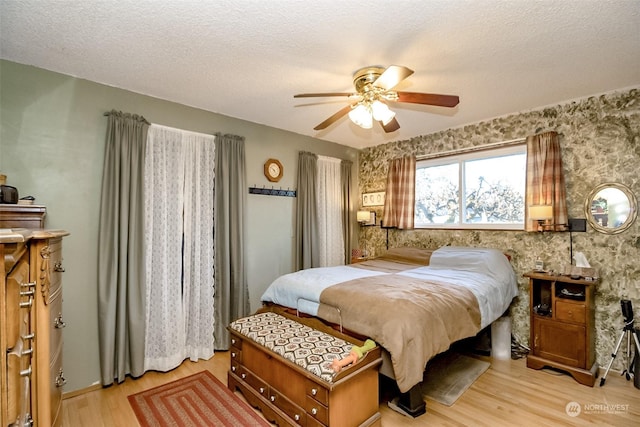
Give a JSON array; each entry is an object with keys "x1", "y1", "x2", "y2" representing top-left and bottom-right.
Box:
[{"x1": 317, "y1": 273, "x2": 481, "y2": 393}]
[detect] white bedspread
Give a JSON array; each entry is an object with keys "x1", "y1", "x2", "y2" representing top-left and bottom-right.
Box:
[
  {"x1": 261, "y1": 246, "x2": 518, "y2": 328},
  {"x1": 260, "y1": 265, "x2": 388, "y2": 315}
]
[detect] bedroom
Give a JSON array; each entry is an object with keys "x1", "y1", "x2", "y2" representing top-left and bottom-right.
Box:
[{"x1": 1, "y1": 1, "x2": 639, "y2": 426}]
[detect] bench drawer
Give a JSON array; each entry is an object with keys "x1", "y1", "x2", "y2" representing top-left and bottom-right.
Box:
[{"x1": 269, "y1": 388, "x2": 306, "y2": 426}]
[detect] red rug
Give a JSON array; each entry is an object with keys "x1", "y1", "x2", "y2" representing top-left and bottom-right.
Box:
[{"x1": 128, "y1": 370, "x2": 270, "y2": 426}]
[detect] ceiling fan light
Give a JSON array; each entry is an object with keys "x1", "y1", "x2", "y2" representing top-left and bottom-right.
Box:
[
  {"x1": 371, "y1": 100, "x2": 396, "y2": 125},
  {"x1": 349, "y1": 104, "x2": 373, "y2": 129}
]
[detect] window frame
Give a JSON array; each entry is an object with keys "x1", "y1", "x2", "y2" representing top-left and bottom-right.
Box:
[{"x1": 414, "y1": 144, "x2": 527, "y2": 230}]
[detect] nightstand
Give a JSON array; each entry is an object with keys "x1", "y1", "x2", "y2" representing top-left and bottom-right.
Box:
[
  {"x1": 350, "y1": 256, "x2": 369, "y2": 264},
  {"x1": 524, "y1": 271, "x2": 599, "y2": 386}
]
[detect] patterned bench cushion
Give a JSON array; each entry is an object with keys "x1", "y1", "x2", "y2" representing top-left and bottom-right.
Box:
[{"x1": 229, "y1": 312, "x2": 353, "y2": 383}]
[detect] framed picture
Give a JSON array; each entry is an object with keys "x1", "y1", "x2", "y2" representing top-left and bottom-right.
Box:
[{"x1": 362, "y1": 191, "x2": 385, "y2": 207}]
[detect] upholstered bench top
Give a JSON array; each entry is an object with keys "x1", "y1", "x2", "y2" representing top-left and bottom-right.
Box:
[{"x1": 229, "y1": 312, "x2": 353, "y2": 383}]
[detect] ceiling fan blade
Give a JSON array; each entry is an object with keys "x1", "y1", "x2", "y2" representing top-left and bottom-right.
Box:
[
  {"x1": 396, "y1": 91, "x2": 460, "y2": 107},
  {"x1": 313, "y1": 104, "x2": 353, "y2": 130},
  {"x1": 294, "y1": 92, "x2": 354, "y2": 98},
  {"x1": 380, "y1": 117, "x2": 400, "y2": 133},
  {"x1": 373, "y1": 65, "x2": 414, "y2": 91}
]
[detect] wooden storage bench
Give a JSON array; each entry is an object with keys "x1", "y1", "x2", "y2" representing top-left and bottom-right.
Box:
[{"x1": 228, "y1": 312, "x2": 382, "y2": 427}]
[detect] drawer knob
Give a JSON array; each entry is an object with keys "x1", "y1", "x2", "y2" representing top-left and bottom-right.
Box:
[
  {"x1": 294, "y1": 414, "x2": 300, "y2": 421},
  {"x1": 311, "y1": 408, "x2": 318, "y2": 415},
  {"x1": 311, "y1": 388, "x2": 317, "y2": 396},
  {"x1": 231, "y1": 352, "x2": 236, "y2": 358},
  {"x1": 20, "y1": 367, "x2": 32, "y2": 377},
  {"x1": 231, "y1": 338, "x2": 236, "y2": 345},
  {"x1": 259, "y1": 387, "x2": 265, "y2": 394},
  {"x1": 270, "y1": 395, "x2": 276, "y2": 402},
  {"x1": 55, "y1": 314, "x2": 67, "y2": 329},
  {"x1": 54, "y1": 261, "x2": 66, "y2": 272},
  {"x1": 231, "y1": 366, "x2": 236, "y2": 372},
  {"x1": 241, "y1": 373, "x2": 246, "y2": 379},
  {"x1": 19, "y1": 299, "x2": 33, "y2": 308}
]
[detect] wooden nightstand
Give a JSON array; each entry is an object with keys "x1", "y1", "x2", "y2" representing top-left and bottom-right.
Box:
[{"x1": 524, "y1": 271, "x2": 599, "y2": 386}]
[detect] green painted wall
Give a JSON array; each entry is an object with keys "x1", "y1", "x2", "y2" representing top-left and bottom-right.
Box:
[{"x1": 0, "y1": 60, "x2": 359, "y2": 392}]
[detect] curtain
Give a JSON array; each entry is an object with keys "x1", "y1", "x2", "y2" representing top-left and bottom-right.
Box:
[
  {"x1": 97, "y1": 110, "x2": 149, "y2": 385},
  {"x1": 382, "y1": 155, "x2": 416, "y2": 229},
  {"x1": 295, "y1": 151, "x2": 319, "y2": 270},
  {"x1": 182, "y1": 132, "x2": 216, "y2": 360},
  {"x1": 317, "y1": 156, "x2": 345, "y2": 266},
  {"x1": 213, "y1": 133, "x2": 249, "y2": 350},
  {"x1": 525, "y1": 131, "x2": 568, "y2": 232},
  {"x1": 143, "y1": 125, "x2": 215, "y2": 371},
  {"x1": 341, "y1": 160, "x2": 353, "y2": 265}
]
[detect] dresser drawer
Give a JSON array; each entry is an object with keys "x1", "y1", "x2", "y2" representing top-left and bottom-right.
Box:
[
  {"x1": 305, "y1": 379, "x2": 328, "y2": 406},
  {"x1": 238, "y1": 365, "x2": 269, "y2": 399},
  {"x1": 230, "y1": 346, "x2": 242, "y2": 364},
  {"x1": 555, "y1": 300, "x2": 586, "y2": 324},
  {"x1": 50, "y1": 348, "x2": 64, "y2": 427},
  {"x1": 49, "y1": 290, "x2": 64, "y2": 356},
  {"x1": 230, "y1": 335, "x2": 242, "y2": 349},
  {"x1": 305, "y1": 395, "x2": 328, "y2": 425},
  {"x1": 46, "y1": 239, "x2": 64, "y2": 302},
  {"x1": 269, "y1": 388, "x2": 306, "y2": 426}
]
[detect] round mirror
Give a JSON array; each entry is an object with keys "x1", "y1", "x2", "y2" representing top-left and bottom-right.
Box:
[{"x1": 585, "y1": 182, "x2": 637, "y2": 234}]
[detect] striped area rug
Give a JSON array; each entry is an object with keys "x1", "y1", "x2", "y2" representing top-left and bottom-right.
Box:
[{"x1": 128, "y1": 370, "x2": 269, "y2": 427}]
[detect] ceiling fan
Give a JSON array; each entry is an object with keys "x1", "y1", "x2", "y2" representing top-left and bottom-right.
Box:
[{"x1": 294, "y1": 65, "x2": 460, "y2": 133}]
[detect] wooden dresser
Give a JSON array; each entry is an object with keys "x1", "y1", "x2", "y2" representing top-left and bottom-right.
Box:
[
  {"x1": 1, "y1": 223, "x2": 68, "y2": 426},
  {"x1": 0, "y1": 205, "x2": 46, "y2": 229}
]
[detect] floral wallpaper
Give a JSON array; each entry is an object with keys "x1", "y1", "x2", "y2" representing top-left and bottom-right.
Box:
[{"x1": 358, "y1": 87, "x2": 640, "y2": 371}]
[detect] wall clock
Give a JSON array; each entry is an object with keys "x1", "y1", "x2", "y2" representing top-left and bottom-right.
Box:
[{"x1": 264, "y1": 158, "x2": 283, "y2": 182}]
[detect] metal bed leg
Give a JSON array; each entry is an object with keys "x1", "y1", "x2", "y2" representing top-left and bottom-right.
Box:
[{"x1": 397, "y1": 384, "x2": 426, "y2": 417}]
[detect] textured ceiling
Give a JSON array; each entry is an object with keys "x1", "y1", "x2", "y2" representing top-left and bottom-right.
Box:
[{"x1": 1, "y1": 0, "x2": 639, "y2": 149}]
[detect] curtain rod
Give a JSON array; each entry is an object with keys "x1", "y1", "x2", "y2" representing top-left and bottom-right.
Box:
[{"x1": 416, "y1": 137, "x2": 526, "y2": 161}]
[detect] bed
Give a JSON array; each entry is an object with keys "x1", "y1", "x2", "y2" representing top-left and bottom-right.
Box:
[{"x1": 260, "y1": 246, "x2": 518, "y2": 413}]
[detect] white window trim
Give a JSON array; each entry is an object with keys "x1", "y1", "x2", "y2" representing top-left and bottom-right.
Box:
[{"x1": 415, "y1": 144, "x2": 527, "y2": 230}]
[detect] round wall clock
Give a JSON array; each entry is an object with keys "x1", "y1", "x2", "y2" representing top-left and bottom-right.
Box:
[{"x1": 264, "y1": 158, "x2": 283, "y2": 182}]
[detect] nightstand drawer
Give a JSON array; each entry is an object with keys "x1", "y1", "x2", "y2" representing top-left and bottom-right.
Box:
[{"x1": 556, "y1": 300, "x2": 586, "y2": 324}]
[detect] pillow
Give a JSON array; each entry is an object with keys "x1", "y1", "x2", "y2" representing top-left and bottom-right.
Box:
[
  {"x1": 377, "y1": 247, "x2": 433, "y2": 265},
  {"x1": 429, "y1": 246, "x2": 515, "y2": 285}
]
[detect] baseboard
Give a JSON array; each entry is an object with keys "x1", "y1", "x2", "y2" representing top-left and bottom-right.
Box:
[{"x1": 62, "y1": 382, "x2": 102, "y2": 400}]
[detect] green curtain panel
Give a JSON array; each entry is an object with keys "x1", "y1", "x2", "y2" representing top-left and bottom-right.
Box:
[
  {"x1": 97, "y1": 110, "x2": 149, "y2": 385},
  {"x1": 213, "y1": 133, "x2": 249, "y2": 349}
]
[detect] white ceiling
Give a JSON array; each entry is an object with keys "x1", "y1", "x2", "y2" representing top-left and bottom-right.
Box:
[{"x1": 1, "y1": 1, "x2": 639, "y2": 150}]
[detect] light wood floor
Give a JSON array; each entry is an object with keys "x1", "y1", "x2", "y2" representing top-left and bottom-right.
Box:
[{"x1": 62, "y1": 351, "x2": 640, "y2": 426}]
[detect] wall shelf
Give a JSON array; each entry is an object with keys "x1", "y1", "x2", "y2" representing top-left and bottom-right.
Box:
[{"x1": 248, "y1": 186, "x2": 296, "y2": 198}]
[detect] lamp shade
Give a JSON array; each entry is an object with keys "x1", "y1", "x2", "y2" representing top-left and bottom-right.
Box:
[
  {"x1": 371, "y1": 100, "x2": 396, "y2": 125},
  {"x1": 529, "y1": 205, "x2": 553, "y2": 220},
  {"x1": 348, "y1": 104, "x2": 373, "y2": 129},
  {"x1": 357, "y1": 210, "x2": 371, "y2": 223}
]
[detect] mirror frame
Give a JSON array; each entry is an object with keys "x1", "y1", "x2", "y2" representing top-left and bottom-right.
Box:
[{"x1": 584, "y1": 182, "x2": 637, "y2": 234}]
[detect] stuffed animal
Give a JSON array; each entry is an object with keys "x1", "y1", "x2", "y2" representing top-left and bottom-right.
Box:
[{"x1": 330, "y1": 339, "x2": 376, "y2": 373}]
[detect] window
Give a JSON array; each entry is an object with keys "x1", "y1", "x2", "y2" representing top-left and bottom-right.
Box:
[{"x1": 414, "y1": 145, "x2": 527, "y2": 229}]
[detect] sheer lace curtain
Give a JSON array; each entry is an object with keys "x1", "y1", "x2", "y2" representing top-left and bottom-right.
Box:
[
  {"x1": 143, "y1": 125, "x2": 215, "y2": 372},
  {"x1": 317, "y1": 156, "x2": 345, "y2": 266}
]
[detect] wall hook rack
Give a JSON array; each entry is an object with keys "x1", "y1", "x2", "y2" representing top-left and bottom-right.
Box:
[{"x1": 248, "y1": 185, "x2": 296, "y2": 198}]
